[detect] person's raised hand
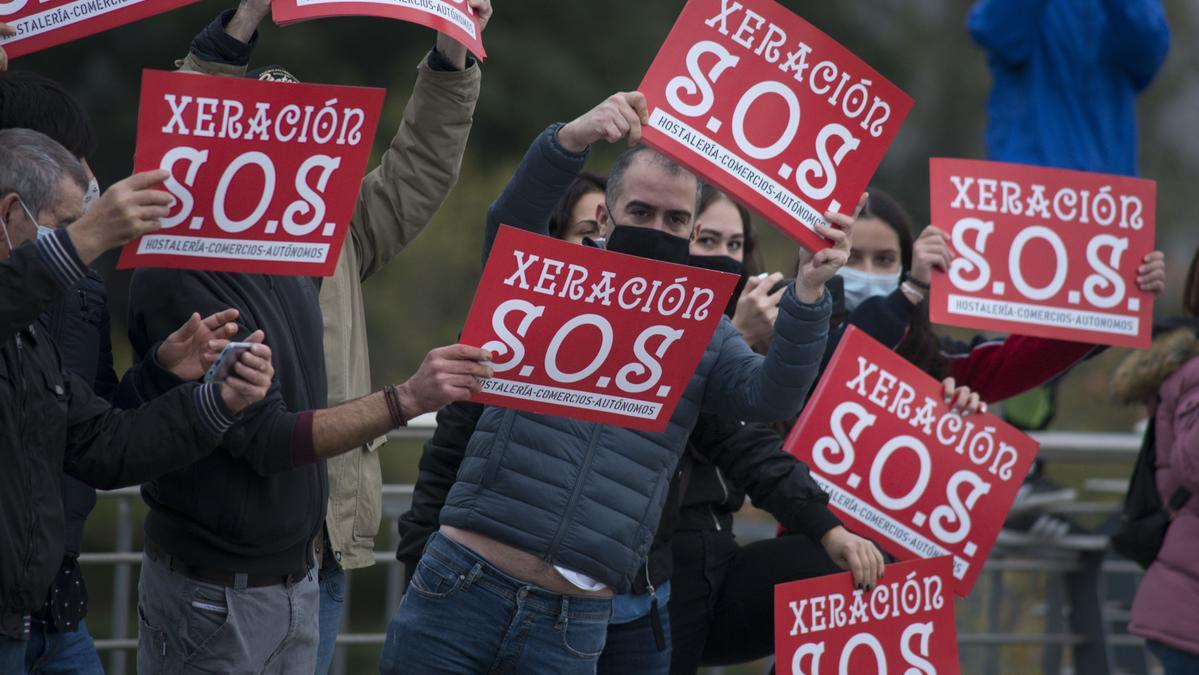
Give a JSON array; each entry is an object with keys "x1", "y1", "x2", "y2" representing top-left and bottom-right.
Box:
[
  {"x1": 0, "y1": 23, "x2": 15, "y2": 72},
  {"x1": 733, "y1": 272, "x2": 785, "y2": 350},
  {"x1": 435, "y1": 0, "x2": 492, "y2": 69},
  {"x1": 66, "y1": 169, "x2": 172, "y2": 265},
  {"x1": 910, "y1": 225, "x2": 953, "y2": 287},
  {"x1": 155, "y1": 309, "x2": 242, "y2": 381},
  {"x1": 1137, "y1": 251, "x2": 1166, "y2": 296},
  {"x1": 821, "y1": 526, "x2": 885, "y2": 591},
  {"x1": 942, "y1": 377, "x2": 987, "y2": 416},
  {"x1": 217, "y1": 332, "x2": 273, "y2": 413},
  {"x1": 395, "y1": 344, "x2": 494, "y2": 417},
  {"x1": 794, "y1": 193, "x2": 865, "y2": 303},
  {"x1": 225, "y1": 0, "x2": 273, "y2": 42},
  {"x1": 556, "y1": 92, "x2": 650, "y2": 154}
]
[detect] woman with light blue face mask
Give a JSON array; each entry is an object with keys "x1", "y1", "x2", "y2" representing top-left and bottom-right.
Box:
[{"x1": 837, "y1": 187, "x2": 949, "y2": 313}]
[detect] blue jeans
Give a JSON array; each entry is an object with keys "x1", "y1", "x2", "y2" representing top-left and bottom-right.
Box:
[
  {"x1": 24, "y1": 618, "x2": 104, "y2": 674},
  {"x1": 596, "y1": 602, "x2": 672, "y2": 674},
  {"x1": 1, "y1": 636, "x2": 26, "y2": 674},
  {"x1": 380, "y1": 533, "x2": 612, "y2": 674},
  {"x1": 1148, "y1": 640, "x2": 1199, "y2": 675},
  {"x1": 315, "y1": 568, "x2": 345, "y2": 675}
]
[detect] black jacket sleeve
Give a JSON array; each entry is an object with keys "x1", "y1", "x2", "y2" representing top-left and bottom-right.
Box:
[
  {"x1": 92, "y1": 291, "x2": 119, "y2": 403},
  {"x1": 61, "y1": 370, "x2": 235, "y2": 490},
  {"x1": 127, "y1": 269, "x2": 303, "y2": 476},
  {"x1": 691, "y1": 414, "x2": 841, "y2": 542},
  {"x1": 395, "y1": 400, "x2": 483, "y2": 568},
  {"x1": 0, "y1": 230, "x2": 86, "y2": 344},
  {"x1": 822, "y1": 288, "x2": 916, "y2": 371}
]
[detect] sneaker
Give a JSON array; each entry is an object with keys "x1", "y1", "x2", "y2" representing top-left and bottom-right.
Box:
[
  {"x1": 998, "y1": 512, "x2": 1107, "y2": 551},
  {"x1": 1009, "y1": 476, "x2": 1077, "y2": 513},
  {"x1": 1009, "y1": 461, "x2": 1076, "y2": 514}
]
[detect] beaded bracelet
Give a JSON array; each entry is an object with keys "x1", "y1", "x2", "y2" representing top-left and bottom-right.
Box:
[{"x1": 383, "y1": 384, "x2": 408, "y2": 428}]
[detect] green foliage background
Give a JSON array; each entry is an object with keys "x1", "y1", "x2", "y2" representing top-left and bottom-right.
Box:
[{"x1": 14, "y1": 1, "x2": 1199, "y2": 672}]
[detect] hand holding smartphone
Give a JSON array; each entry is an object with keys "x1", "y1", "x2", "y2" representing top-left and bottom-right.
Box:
[{"x1": 204, "y1": 342, "x2": 255, "y2": 384}]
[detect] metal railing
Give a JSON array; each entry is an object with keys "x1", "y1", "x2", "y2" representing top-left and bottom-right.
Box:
[{"x1": 76, "y1": 428, "x2": 1150, "y2": 675}]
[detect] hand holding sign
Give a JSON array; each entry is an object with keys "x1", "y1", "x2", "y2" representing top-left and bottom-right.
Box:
[
  {"x1": 820, "y1": 525, "x2": 885, "y2": 591},
  {"x1": 435, "y1": 0, "x2": 491, "y2": 69},
  {"x1": 225, "y1": 0, "x2": 272, "y2": 43},
  {"x1": 0, "y1": 22, "x2": 13, "y2": 71},
  {"x1": 67, "y1": 169, "x2": 173, "y2": 265},
  {"x1": 1137, "y1": 251, "x2": 1166, "y2": 296},
  {"x1": 910, "y1": 225, "x2": 953, "y2": 288},
  {"x1": 793, "y1": 192, "x2": 862, "y2": 303},
  {"x1": 557, "y1": 92, "x2": 651, "y2": 153},
  {"x1": 396, "y1": 344, "x2": 495, "y2": 418}
]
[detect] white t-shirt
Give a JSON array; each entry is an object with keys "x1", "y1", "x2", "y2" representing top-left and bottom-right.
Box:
[{"x1": 554, "y1": 565, "x2": 608, "y2": 592}]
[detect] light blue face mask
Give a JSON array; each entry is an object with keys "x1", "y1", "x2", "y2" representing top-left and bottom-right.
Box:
[
  {"x1": 838, "y1": 266, "x2": 901, "y2": 311},
  {"x1": 20, "y1": 200, "x2": 54, "y2": 241},
  {"x1": 0, "y1": 199, "x2": 54, "y2": 254}
]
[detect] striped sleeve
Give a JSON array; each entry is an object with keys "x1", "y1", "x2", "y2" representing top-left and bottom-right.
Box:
[
  {"x1": 35, "y1": 228, "x2": 86, "y2": 288},
  {"x1": 192, "y1": 383, "x2": 237, "y2": 437}
]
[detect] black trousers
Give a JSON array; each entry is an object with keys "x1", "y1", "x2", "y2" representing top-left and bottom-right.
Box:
[{"x1": 667, "y1": 529, "x2": 843, "y2": 674}]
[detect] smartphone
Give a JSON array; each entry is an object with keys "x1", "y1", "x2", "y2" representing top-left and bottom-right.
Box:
[{"x1": 203, "y1": 342, "x2": 254, "y2": 384}]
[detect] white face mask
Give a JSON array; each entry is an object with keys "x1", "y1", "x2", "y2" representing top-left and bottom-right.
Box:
[
  {"x1": 838, "y1": 266, "x2": 901, "y2": 311},
  {"x1": 83, "y1": 177, "x2": 100, "y2": 214}
]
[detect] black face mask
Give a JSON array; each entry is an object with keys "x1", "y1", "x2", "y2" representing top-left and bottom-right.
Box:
[
  {"x1": 688, "y1": 254, "x2": 747, "y2": 319},
  {"x1": 604, "y1": 225, "x2": 692, "y2": 266}
]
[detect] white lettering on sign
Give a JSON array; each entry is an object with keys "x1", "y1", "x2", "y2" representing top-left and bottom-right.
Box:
[{"x1": 160, "y1": 95, "x2": 368, "y2": 146}]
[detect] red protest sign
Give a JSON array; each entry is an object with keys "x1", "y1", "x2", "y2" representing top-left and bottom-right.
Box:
[
  {"x1": 775, "y1": 557, "x2": 961, "y2": 675},
  {"x1": 272, "y1": 0, "x2": 485, "y2": 61},
  {"x1": 460, "y1": 226, "x2": 739, "y2": 433},
  {"x1": 929, "y1": 158, "x2": 1157, "y2": 349},
  {"x1": 0, "y1": 0, "x2": 195, "y2": 59},
  {"x1": 784, "y1": 326, "x2": 1039, "y2": 596},
  {"x1": 638, "y1": 0, "x2": 912, "y2": 251},
  {"x1": 117, "y1": 70, "x2": 385, "y2": 277}
]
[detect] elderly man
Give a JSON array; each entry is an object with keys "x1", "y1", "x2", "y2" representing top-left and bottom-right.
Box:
[{"x1": 0, "y1": 127, "x2": 275, "y2": 672}]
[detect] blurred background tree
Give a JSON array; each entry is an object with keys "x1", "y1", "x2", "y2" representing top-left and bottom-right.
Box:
[{"x1": 13, "y1": 1, "x2": 1199, "y2": 671}]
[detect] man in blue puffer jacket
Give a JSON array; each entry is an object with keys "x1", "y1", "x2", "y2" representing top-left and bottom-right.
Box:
[{"x1": 382, "y1": 92, "x2": 858, "y2": 674}]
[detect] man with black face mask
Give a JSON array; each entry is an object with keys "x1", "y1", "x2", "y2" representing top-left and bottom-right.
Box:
[{"x1": 384, "y1": 91, "x2": 868, "y2": 673}]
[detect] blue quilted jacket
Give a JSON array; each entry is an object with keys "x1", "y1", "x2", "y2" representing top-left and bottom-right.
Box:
[{"x1": 440, "y1": 125, "x2": 830, "y2": 592}]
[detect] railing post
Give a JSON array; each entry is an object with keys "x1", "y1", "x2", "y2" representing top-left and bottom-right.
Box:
[
  {"x1": 1043, "y1": 568, "x2": 1065, "y2": 674},
  {"x1": 386, "y1": 516, "x2": 403, "y2": 622},
  {"x1": 983, "y1": 561, "x2": 1003, "y2": 675},
  {"x1": 1068, "y1": 551, "x2": 1114, "y2": 675},
  {"x1": 107, "y1": 495, "x2": 133, "y2": 675}
]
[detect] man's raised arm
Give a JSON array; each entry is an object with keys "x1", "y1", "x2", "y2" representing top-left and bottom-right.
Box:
[{"x1": 352, "y1": 0, "x2": 490, "y2": 280}]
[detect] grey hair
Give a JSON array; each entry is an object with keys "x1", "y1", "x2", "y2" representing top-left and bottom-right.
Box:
[
  {"x1": 605, "y1": 145, "x2": 701, "y2": 224},
  {"x1": 0, "y1": 128, "x2": 88, "y2": 217}
]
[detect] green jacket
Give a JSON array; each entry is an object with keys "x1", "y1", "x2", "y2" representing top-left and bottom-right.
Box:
[
  {"x1": 181, "y1": 49, "x2": 481, "y2": 570},
  {"x1": 322, "y1": 57, "x2": 480, "y2": 569}
]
